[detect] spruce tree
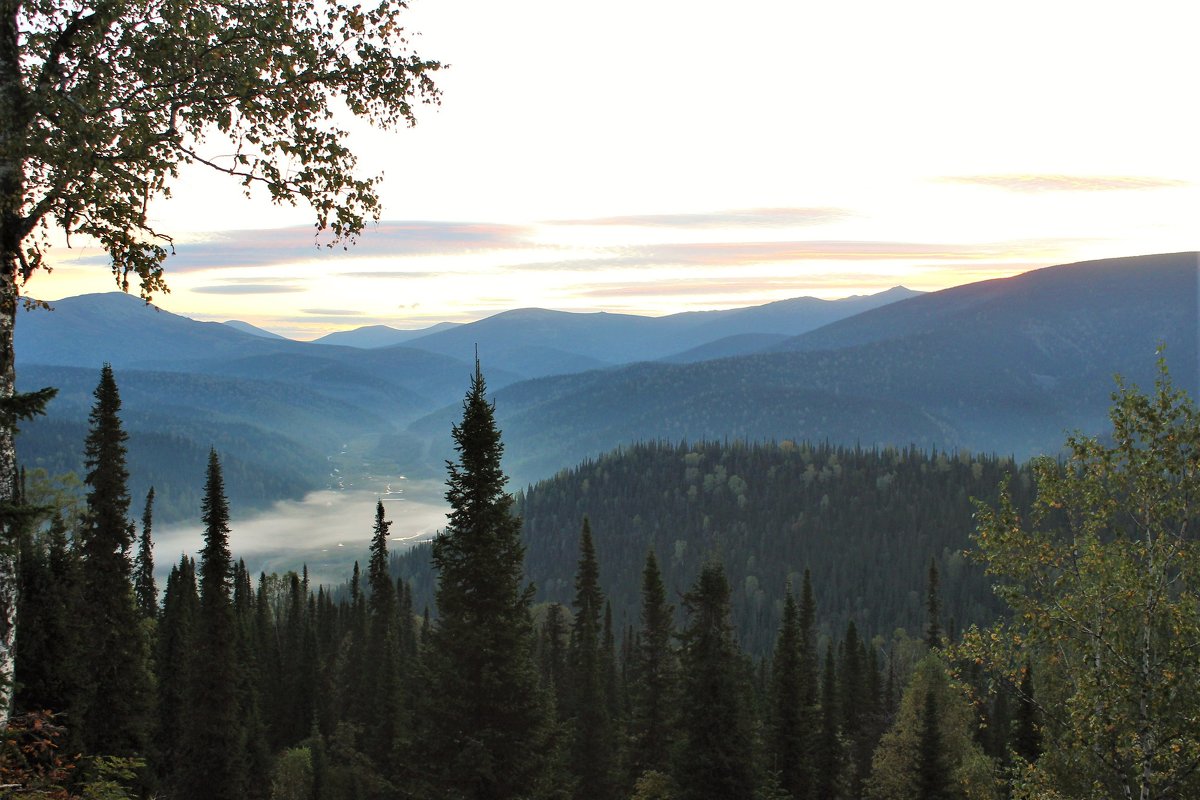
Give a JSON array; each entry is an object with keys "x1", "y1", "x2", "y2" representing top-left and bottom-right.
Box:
[
  {"x1": 181, "y1": 450, "x2": 245, "y2": 800},
  {"x1": 627, "y1": 550, "x2": 676, "y2": 785},
  {"x1": 768, "y1": 587, "x2": 809, "y2": 799},
  {"x1": 926, "y1": 557, "x2": 942, "y2": 649},
  {"x1": 567, "y1": 518, "x2": 615, "y2": 800},
  {"x1": 133, "y1": 487, "x2": 156, "y2": 619},
  {"x1": 13, "y1": 511, "x2": 79, "y2": 717},
  {"x1": 365, "y1": 500, "x2": 403, "y2": 774},
  {"x1": 419, "y1": 361, "x2": 546, "y2": 800},
  {"x1": 234, "y1": 559, "x2": 271, "y2": 800},
  {"x1": 814, "y1": 645, "x2": 842, "y2": 800},
  {"x1": 798, "y1": 570, "x2": 820, "y2": 781},
  {"x1": 77, "y1": 364, "x2": 152, "y2": 756},
  {"x1": 342, "y1": 561, "x2": 368, "y2": 729},
  {"x1": 915, "y1": 688, "x2": 954, "y2": 800},
  {"x1": 156, "y1": 555, "x2": 197, "y2": 788},
  {"x1": 675, "y1": 561, "x2": 753, "y2": 800},
  {"x1": 539, "y1": 602, "x2": 569, "y2": 715}
]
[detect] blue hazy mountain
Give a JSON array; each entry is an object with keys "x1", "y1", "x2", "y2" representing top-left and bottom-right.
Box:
[
  {"x1": 20, "y1": 257, "x2": 1191, "y2": 516},
  {"x1": 399, "y1": 287, "x2": 921, "y2": 366},
  {"x1": 311, "y1": 321, "x2": 461, "y2": 348},
  {"x1": 403, "y1": 252, "x2": 1198, "y2": 483},
  {"x1": 222, "y1": 319, "x2": 290, "y2": 340}
]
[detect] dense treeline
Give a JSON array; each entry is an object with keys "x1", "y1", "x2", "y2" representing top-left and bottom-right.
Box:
[
  {"x1": 397, "y1": 440, "x2": 1034, "y2": 656},
  {"x1": 5, "y1": 365, "x2": 1046, "y2": 800}
]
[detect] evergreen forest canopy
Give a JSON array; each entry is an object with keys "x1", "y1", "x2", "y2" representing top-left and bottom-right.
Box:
[{"x1": 5, "y1": 355, "x2": 1200, "y2": 800}]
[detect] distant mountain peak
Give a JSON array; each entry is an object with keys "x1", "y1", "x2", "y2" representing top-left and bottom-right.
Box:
[{"x1": 223, "y1": 320, "x2": 289, "y2": 340}]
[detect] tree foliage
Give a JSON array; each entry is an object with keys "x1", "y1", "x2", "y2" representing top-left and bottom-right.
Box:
[
  {"x1": 865, "y1": 656, "x2": 997, "y2": 800},
  {"x1": 959, "y1": 357, "x2": 1200, "y2": 799},
  {"x1": 4, "y1": 0, "x2": 441, "y2": 288},
  {"x1": 419, "y1": 361, "x2": 547, "y2": 799},
  {"x1": 0, "y1": 0, "x2": 441, "y2": 724}
]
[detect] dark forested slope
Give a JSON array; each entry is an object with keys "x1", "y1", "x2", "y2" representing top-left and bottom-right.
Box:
[{"x1": 398, "y1": 440, "x2": 1034, "y2": 655}]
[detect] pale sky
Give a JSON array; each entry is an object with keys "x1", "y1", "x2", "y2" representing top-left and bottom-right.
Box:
[{"x1": 33, "y1": 0, "x2": 1200, "y2": 339}]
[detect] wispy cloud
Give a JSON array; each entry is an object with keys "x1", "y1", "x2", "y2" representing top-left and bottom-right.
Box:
[
  {"x1": 941, "y1": 174, "x2": 1189, "y2": 192},
  {"x1": 491, "y1": 239, "x2": 1078, "y2": 272},
  {"x1": 339, "y1": 271, "x2": 442, "y2": 280},
  {"x1": 84, "y1": 221, "x2": 538, "y2": 272},
  {"x1": 632, "y1": 240, "x2": 1004, "y2": 266},
  {"x1": 301, "y1": 308, "x2": 365, "y2": 317},
  {"x1": 193, "y1": 284, "x2": 307, "y2": 295},
  {"x1": 547, "y1": 207, "x2": 851, "y2": 228}
]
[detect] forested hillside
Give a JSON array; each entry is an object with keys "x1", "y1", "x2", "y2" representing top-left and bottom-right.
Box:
[{"x1": 397, "y1": 440, "x2": 1032, "y2": 654}]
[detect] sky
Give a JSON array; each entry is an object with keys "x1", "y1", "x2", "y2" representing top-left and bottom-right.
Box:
[{"x1": 32, "y1": 0, "x2": 1200, "y2": 340}]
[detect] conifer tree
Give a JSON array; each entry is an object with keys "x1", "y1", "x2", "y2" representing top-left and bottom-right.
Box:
[
  {"x1": 675, "y1": 561, "x2": 753, "y2": 800},
  {"x1": 539, "y1": 603, "x2": 569, "y2": 715},
  {"x1": 342, "y1": 561, "x2": 368, "y2": 728},
  {"x1": 133, "y1": 487, "x2": 157, "y2": 619},
  {"x1": 814, "y1": 644, "x2": 842, "y2": 800},
  {"x1": 627, "y1": 550, "x2": 677, "y2": 785},
  {"x1": 77, "y1": 364, "x2": 152, "y2": 756},
  {"x1": 926, "y1": 557, "x2": 942, "y2": 649},
  {"x1": 419, "y1": 361, "x2": 546, "y2": 799},
  {"x1": 13, "y1": 511, "x2": 79, "y2": 717},
  {"x1": 865, "y1": 656, "x2": 996, "y2": 800},
  {"x1": 602, "y1": 600, "x2": 620, "y2": 724},
  {"x1": 156, "y1": 555, "x2": 197, "y2": 788},
  {"x1": 915, "y1": 688, "x2": 954, "y2": 800},
  {"x1": 567, "y1": 518, "x2": 615, "y2": 800},
  {"x1": 234, "y1": 559, "x2": 271, "y2": 800},
  {"x1": 768, "y1": 587, "x2": 810, "y2": 799},
  {"x1": 840, "y1": 620, "x2": 874, "y2": 797},
  {"x1": 180, "y1": 450, "x2": 245, "y2": 800},
  {"x1": 365, "y1": 500, "x2": 403, "y2": 773}
]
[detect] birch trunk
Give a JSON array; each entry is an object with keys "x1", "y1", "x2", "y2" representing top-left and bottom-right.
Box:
[{"x1": 0, "y1": 0, "x2": 23, "y2": 728}]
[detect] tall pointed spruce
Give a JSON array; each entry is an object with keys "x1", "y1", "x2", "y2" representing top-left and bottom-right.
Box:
[
  {"x1": 180, "y1": 450, "x2": 245, "y2": 800},
  {"x1": 675, "y1": 561, "x2": 753, "y2": 800},
  {"x1": 925, "y1": 557, "x2": 942, "y2": 649},
  {"x1": 78, "y1": 364, "x2": 151, "y2": 755},
  {"x1": 627, "y1": 549, "x2": 677, "y2": 785},
  {"x1": 155, "y1": 555, "x2": 197, "y2": 787},
  {"x1": 365, "y1": 499, "x2": 403, "y2": 773},
  {"x1": 134, "y1": 487, "x2": 157, "y2": 619},
  {"x1": 421, "y1": 360, "x2": 546, "y2": 799},
  {"x1": 568, "y1": 517, "x2": 615, "y2": 800},
  {"x1": 768, "y1": 586, "x2": 811, "y2": 800}
]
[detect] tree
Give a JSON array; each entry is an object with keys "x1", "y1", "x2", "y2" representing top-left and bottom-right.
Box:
[
  {"x1": 133, "y1": 487, "x2": 156, "y2": 619},
  {"x1": 418, "y1": 361, "x2": 547, "y2": 799},
  {"x1": 0, "y1": 0, "x2": 442, "y2": 725},
  {"x1": 814, "y1": 644, "x2": 842, "y2": 800},
  {"x1": 77, "y1": 364, "x2": 151, "y2": 756},
  {"x1": 567, "y1": 517, "x2": 614, "y2": 800},
  {"x1": 865, "y1": 656, "x2": 997, "y2": 800},
  {"x1": 768, "y1": 586, "x2": 811, "y2": 800},
  {"x1": 959, "y1": 357, "x2": 1200, "y2": 799},
  {"x1": 925, "y1": 557, "x2": 942, "y2": 650},
  {"x1": 364, "y1": 500, "x2": 402, "y2": 774},
  {"x1": 180, "y1": 449, "x2": 244, "y2": 800},
  {"x1": 627, "y1": 549, "x2": 677, "y2": 786},
  {"x1": 674, "y1": 561, "x2": 754, "y2": 800},
  {"x1": 155, "y1": 555, "x2": 197, "y2": 787}
]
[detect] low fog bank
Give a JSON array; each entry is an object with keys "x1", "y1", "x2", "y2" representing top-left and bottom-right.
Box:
[{"x1": 155, "y1": 478, "x2": 449, "y2": 588}]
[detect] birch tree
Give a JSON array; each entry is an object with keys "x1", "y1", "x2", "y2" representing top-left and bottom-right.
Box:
[
  {"x1": 958, "y1": 356, "x2": 1200, "y2": 800},
  {"x1": 0, "y1": 0, "x2": 441, "y2": 723}
]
